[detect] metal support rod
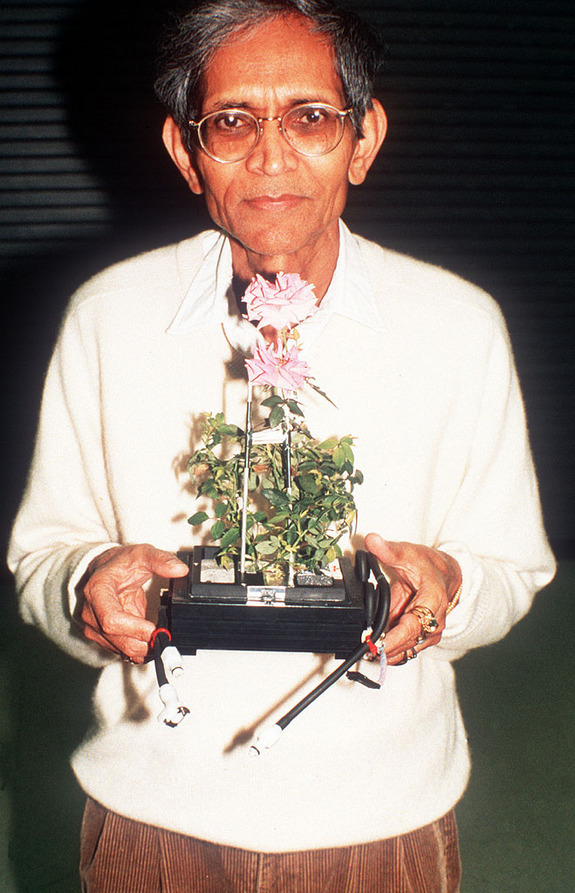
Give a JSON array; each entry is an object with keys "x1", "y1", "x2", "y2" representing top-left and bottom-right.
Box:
[
  {"x1": 239, "y1": 383, "x2": 253, "y2": 580},
  {"x1": 283, "y1": 418, "x2": 295, "y2": 586}
]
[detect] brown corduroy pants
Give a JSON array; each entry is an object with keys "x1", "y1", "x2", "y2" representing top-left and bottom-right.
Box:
[{"x1": 80, "y1": 798, "x2": 461, "y2": 892}]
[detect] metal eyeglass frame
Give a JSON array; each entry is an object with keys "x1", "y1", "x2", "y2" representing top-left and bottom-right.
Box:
[{"x1": 188, "y1": 103, "x2": 353, "y2": 164}]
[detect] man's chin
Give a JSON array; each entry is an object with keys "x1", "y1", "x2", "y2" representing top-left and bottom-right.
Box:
[{"x1": 230, "y1": 231, "x2": 319, "y2": 268}]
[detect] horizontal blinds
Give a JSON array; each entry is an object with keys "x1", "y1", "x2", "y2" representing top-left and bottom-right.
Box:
[
  {"x1": 0, "y1": 1, "x2": 109, "y2": 250},
  {"x1": 0, "y1": 0, "x2": 573, "y2": 551}
]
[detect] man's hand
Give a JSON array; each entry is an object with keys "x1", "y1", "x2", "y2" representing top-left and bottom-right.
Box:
[
  {"x1": 365, "y1": 533, "x2": 462, "y2": 666},
  {"x1": 80, "y1": 544, "x2": 189, "y2": 663}
]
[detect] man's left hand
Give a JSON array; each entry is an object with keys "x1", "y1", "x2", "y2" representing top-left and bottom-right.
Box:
[{"x1": 364, "y1": 533, "x2": 462, "y2": 665}]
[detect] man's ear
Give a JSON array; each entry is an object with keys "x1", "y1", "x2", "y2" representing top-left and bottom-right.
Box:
[
  {"x1": 347, "y1": 99, "x2": 387, "y2": 187},
  {"x1": 162, "y1": 116, "x2": 204, "y2": 195}
]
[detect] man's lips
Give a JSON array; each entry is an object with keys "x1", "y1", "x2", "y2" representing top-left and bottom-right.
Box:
[{"x1": 244, "y1": 194, "x2": 304, "y2": 211}]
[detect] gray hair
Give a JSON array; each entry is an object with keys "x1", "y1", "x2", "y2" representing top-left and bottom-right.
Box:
[{"x1": 154, "y1": 0, "x2": 385, "y2": 146}]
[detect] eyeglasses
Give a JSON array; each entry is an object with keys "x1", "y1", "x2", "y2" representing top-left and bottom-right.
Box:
[{"x1": 189, "y1": 103, "x2": 352, "y2": 164}]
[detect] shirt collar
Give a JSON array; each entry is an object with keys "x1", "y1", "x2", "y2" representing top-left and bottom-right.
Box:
[
  {"x1": 166, "y1": 220, "x2": 385, "y2": 345},
  {"x1": 167, "y1": 229, "x2": 234, "y2": 334}
]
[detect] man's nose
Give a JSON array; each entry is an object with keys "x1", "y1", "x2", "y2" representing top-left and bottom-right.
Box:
[{"x1": 245, "y1": 119, "x2": 298, "y2": 176}]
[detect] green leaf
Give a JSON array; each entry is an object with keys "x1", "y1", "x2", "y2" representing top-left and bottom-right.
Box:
[
  {"x1": 269, "y1": 405, "x2": 285, "y2": 427},
  {"x1": 269, "y1": 510, "x2": 290, "y2": 523},
  {"x1": 333, "y1": 445, "x2": 345, "y2": 469},
  {"x1": 287, "y1": 399, "x2": 304, "y2": 417},
  {"x1": 316, "y1": 437, "x2": 339, "y2": 452},
  {"x1": 261, "y1": 395, "x2": 284, "y2": 408},
  {"x1": 285, "y1": 526, "x2": 299, "y2": 545},
  {"x1": 219, "y1": 553, "x2": 235, "y2": 570},
  {"x1": 188, "y1": 511, "x2": 208, "y2": 526},
  {"x1": 262, "y1": 487, "x2": 291, "y2": 508},
  {"x1": 210, "y1": 519, "x2": 225, "y2": 540},
  {"x1": 298, "y1": 474, "x2": 320, "y2": 495},
  {"x1": 255, "y1": 540, "x2": 279, "y2": 556},
  {"x1": 215, "y1": 502, "x2": 228, "y2": 518},
  {"x1": 219, "y1": 424, "x2": 241, "y2": 437},
  {"x1": 341, "y1": 441, "x2": 354, "y2": 463},
  {"x1": 220, "y1": 526, "x2": 240, "y2": 549}
]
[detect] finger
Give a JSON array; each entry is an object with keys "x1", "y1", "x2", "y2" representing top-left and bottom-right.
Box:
[
  {"x1": 366, "y1": 537, "x2": 420, "y2": 626},
  {"x1": 84, "y1": 546, "x2": 186, "y2": 624},
  {"x1": 81, "y1": 592, "x2": 154, "y2": 658},
  {"x1": 385, "y1": 627, "x2": 442, "y2": 664},
  {"x1": 385, "y1": 600, "x2": 445, "y2": 658},
  {"x1": 365, "y1": 534, "x2": 424, "y2": 589},
  {"x1": 81, "y1": 586, "x2": 156, "y2": 645},
  {"x1": 86, "y1": 601, "x2": 156, "y2": 643},
  {"x1": 83, "y1": 625, "x2": 122, "y2": 655},
  {"x1": 88, "y1": 546, "x2": 189, "y2": 592},
  {"x1": 384, "y1": 611, "x2": 426, "y2": 657},
  {"x1": 386, "y1": 636, "x2": 441, "y2": 667},
  {"x1": 83, "y1": 625, "x2": 150, "y2": 663},
  {"x1": 144, "y1": 548, "x2": 189, "y2": 579},
  {"x1": 387, "y1": 579, "x2": 415, "y2": 625},
  {"x1": 365, "y1": 532, "x2": 399, "y2": 567}
]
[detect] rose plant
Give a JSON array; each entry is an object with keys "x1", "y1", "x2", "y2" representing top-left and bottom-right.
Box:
[{"x1": 187, "y1": 273, "x2": 363, "y2": 578}]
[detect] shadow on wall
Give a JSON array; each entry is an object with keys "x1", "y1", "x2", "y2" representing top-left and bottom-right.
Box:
[
  {"x1": 54, "y1": 0, "x2": 209, "y2": 239},
  {"x1": 0, "y1": 0, "x2": 211, "y2": 569}
]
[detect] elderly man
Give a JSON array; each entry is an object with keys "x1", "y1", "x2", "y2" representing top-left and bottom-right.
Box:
[{"x1": 8, "y1": 0, "x2": 554, "y2": 890}]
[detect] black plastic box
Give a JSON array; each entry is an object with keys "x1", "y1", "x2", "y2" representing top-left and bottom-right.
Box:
[{"x1": 166, "y1": 547, "x2": 366, "y2": 657}]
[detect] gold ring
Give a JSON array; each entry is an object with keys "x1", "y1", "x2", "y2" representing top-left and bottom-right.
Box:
[
  {"x1": 409, "y1": 606, "x2": 439, "y2": 637},
  {"x1": 397, "y1": 652, "x2": 408, "y2": 666},
  {"x1": 407, "y1": 647, "x2": 418, "y2": 660}
]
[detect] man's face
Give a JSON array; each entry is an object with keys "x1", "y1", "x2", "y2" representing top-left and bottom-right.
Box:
[{"x1": 185, "y1": 15, "x2": 365, "y2": 271}]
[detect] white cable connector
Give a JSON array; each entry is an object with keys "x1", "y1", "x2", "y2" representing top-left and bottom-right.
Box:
[
  {"x1": 157, "y1": 683, "x2": 190, "y2": 727},
  {"x1": 161, "y1": 645, "x2": 184, "y2": 678},
  {"x1": 249, "y1": 723, "x2": 283, "y2": 757}
]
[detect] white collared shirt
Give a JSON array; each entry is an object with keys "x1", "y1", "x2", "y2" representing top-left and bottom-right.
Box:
[{"x1": 166, "y1": 219, "x2": 385, "y2": 354}]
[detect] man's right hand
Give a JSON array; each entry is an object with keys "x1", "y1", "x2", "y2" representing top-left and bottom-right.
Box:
[{"x1": 80, "y1": 544, "x2": 189, "y2": 663}]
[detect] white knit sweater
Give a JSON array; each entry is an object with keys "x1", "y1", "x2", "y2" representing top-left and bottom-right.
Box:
[{"x1": 8, "y1": 228, "x2": 555, "y2": 850}]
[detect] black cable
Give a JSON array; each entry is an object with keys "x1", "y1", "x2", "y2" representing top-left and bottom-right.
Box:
[
  {"x1": 152, "y1": 630, "x2": 171, "y2": 688},
  {"x1": 274, "y1": 552, "x2": 390, "y2": 731}
]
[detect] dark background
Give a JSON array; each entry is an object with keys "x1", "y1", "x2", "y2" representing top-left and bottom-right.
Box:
[
  {"x1": 0, "y1": 2, "x2": 573, "y2": 890},
  {"x1": 1, "y1": 0, "x2": 573, "y2": 570}
]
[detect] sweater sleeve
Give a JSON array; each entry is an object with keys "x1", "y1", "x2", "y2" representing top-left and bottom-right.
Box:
[
  {"x1": 7, "y1": 302, "x2": 120, "y2": 667},
  {"x1": 432, "y1": 306, "x2": 555, "y2": 660}
]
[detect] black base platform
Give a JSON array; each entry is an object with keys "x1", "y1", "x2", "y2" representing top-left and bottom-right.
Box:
[{"x1": 165, "y1": 547, "x2": 367, "y2": 656}]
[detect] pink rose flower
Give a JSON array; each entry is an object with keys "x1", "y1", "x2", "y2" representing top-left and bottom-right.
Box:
[
  {"x1": 245, "y1": 340, "x2": 312, "y2": 392},
  {"x1": 244, "y1": 272, "x2": 318, "y2": 331}
]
